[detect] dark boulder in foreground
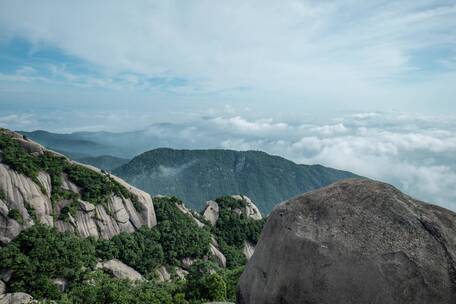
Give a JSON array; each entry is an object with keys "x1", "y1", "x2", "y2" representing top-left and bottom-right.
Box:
[{"x1": 237, "y1": 179, "x2": 456, "y2": 304}]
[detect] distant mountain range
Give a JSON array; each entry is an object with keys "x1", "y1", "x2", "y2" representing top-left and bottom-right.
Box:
[
  {"x1": 20, "y1": 129, "x2": 359, "y2": 213},
  {"x1": 20, "y1": 122, "x2": 230, "y2": 159},
  {"x1": 113, "y1": 148, "x2": 358, "y2": 213}
]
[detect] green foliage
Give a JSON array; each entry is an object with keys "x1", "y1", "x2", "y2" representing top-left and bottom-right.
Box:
[
  {"x1": 154, "y1": 197, "x2": 211, "y2": 265},
  {"x1": 67, "y1": 271, "x2": 175, "y2": 304},
  {"x1": 212, "y1": 196, "x2": 266, "y2": 267},
  {"x1": 98, "y1": 227, "x2": 164, "y2": 275},
  {"x1": 185, "y1": 261, "x2": 227, "y2": 302},
  {"x1": 7, "y1": 208, "x2": 24, "y2": 224},
  {"x1": 58, "y1": 200, "x2": 80, "y2": 221},
  {"x1": 220, "y1": 266, "x2": 244, "y2": 301},
  {"x1": 0, "y1": 189, "x2": 5, "y2": 201},
  {"x1": 0, "y1": 131, "x2": 138, "y2": 212},
  {"x1": 113, "y1": 148, "x2": 358, "y2": 212},
  {"x1": 0, "y1": 225, "x2": 96, "y2": 299},
  {"x1": 0, "y1": 132, "x2": 40, "y2": 179},
  {"x1": 25, "y1": 203, "x2": 38, "y2": 222}
]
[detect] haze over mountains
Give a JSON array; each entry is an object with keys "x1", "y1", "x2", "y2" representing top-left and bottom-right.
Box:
[
  {"x1": 17, "y1": 130, "x2": 357, "y2": 212},
  {"x1": 113, "y1": 148, "x2": 357, "y2": 212}
]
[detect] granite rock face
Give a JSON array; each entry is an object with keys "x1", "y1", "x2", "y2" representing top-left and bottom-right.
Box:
[
  {"x1": 237, "y1": 179, "x2": 456, "y2": 304},
  {"x1": 0, "y1": 130, "x2": 157, "y2": 243},
  {"x1": 98, "y1": 259, "x2": 144, "y2": 281}
]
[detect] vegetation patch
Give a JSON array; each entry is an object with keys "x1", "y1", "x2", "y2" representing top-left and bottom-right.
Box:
[
  {"x1": 7, "y1": 208, "x2": 24, "y2": 224},
  {"x1": 212, "y1": 196, "x2": 266, "y2": 267},
  {"x1": 154, "y1": 196, "x2": 212, "y2": 266},
  {"x1": 0, "y1": 131, "x2": 139, "y2": 214}
]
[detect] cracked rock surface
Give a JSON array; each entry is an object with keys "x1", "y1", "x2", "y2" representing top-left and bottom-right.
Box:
[{"x1": 237, "y1": 179, "x2": 456, "y2": 304}]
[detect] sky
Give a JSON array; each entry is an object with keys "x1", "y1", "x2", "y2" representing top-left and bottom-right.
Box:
[{"x1": 0, "y1": 1, "x2": 456, "y2": 208}]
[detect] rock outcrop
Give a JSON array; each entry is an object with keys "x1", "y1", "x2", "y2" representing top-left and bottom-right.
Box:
[
  {"x1": 155, "y1": 266, "x2": 171, "y2": 282},
  {"x1": 0, "y1": 130, "x2": 157, "y2": 243},
  {"x1": 203, "y1": 200, "x2": 219, "y2": 226},
  {"x1": 0, "y1": 292, "x2": 33, "y2": 304},
  {"x1": 238, "y1": 179, "x2": 456, "y2": 304},
  {"x1": 97, "y1": 259, "x2": 144, "y2": 281}
]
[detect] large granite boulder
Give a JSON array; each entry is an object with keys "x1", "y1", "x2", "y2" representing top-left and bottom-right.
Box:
[
  {"x1": 237, "y1": 179, "x2": 456, "y2": 304},
  {"x1": 97, "y1": 259, "x2": 144, "y2": 281}
]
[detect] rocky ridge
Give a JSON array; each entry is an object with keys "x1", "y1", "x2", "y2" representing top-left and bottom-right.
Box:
[{"x1": 0, "y1": 129, "x2": 156, "y2": 244}]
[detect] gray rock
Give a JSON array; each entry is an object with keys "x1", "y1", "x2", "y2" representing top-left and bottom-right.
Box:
[
  {"x1": 0, "y1": 130, "x2": 158, "y2": 243},
  {"x1": 242, "y1": 241, "x2": 255, "y2": 260},
  {"x1": 51, "y1": 278, "x2": 67, "y2": 292},
  {"x1": 209, "y1": 243, "x2": 226, "y2": 268},
  {"x1": 0, "y1": 292, "x2": 33, "y2": 304},
  {"x1": 0, "y1": 280, "x2": 5, "y2": 295},
  {"x1": 99, "y1": 259, "x2": 144, "y2": 281},
  {"x1": 155, "y1": 266, "x2": 171, "y2": 282},
  {"x1": 234, "y1": 195, "x2": 262, "y2": 220},
  {"x1": 175, "y1": 267, "x2": 189, "y2": 280},
  {"x1": 238, "y1": 179, "x2": 456, "y2": 304},
  {"x1": 203, "y1": 200, "x2": 219, "y2": 226},
  {"x1": 175, "y1": 202, "x2": 205, "y2": 228},
  {"x1": 79, "y1": 200, "x2": 95, "y2": 212},
  {"x1": 181, "y1": 257, "x2": 196, "y2": 270}
]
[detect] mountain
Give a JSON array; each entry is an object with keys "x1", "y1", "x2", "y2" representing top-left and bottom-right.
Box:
[
  {"x1": 19, "y1": 130, "x2": 112, "y2": 157},
  {"x1": 76, "y1": 155, "x2": 130, "y2": 171},
  {"x1": 19, "y1": 122, "x2": 220, "y2": 158},
  {"x1": 0, "y1": 128, "x2": 263, "y2": 303},
  {"x1": 113, "y1": 148, "x2": 358, "y2": 213},
  {"x1": 238, "y1": 179, "x2": 456, "y2": 304}
]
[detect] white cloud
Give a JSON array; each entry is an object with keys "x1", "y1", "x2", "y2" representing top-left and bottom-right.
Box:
[
  {"x1": 1, "y1": 1, "x2": 456, "y2": 111},
  {"x1": 309, "y1": 123, "x2": 348, "y2": 135},
  {"x1": 211, "y1": 116, "x2": 289, "y2": 134}
]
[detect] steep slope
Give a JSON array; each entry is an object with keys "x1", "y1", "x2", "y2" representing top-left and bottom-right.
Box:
[
  {"x1": 76, "y1": 155, "x2": 130, "y2": 171},
  {"x1": 0, "y1": 190, "x2": 263, "y2": 303},
  {"x1": 238, "y1": 179, "x2": 456, "y2": 304},
  {"x1": 114, "y1": 148, "x2": 358, "y2": 213},
  {"x1": 0, "y1": 128, "x2": 156, "y2": 243}
]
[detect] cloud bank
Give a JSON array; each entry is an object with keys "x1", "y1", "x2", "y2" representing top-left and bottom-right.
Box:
[{"x1": 0, "y1": 1, "x2": 456, "y2": 112}]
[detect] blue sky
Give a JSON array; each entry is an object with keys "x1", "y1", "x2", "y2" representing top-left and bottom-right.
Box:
[
  {"x1": 0, "y1": 0, "x2": 456, "y2": 126},
  {"x1": 1, "y1": 1, "x2": 456, "y2": 208}
]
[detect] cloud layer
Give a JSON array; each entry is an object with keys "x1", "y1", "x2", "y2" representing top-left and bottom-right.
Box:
[
  {"x1": 2, "y1": 110, "x2": 455, "y2": 210},
  {"x1": 1, "y1": 1, "x2": 456, "y2": 112}
]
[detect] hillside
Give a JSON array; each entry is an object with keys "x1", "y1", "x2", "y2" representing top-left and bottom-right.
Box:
[
  {"x1": 0, "y1": 128, "x2": 264, "y2": 303},
  {"x1": 114, "y1": 148, "x2": 358, "y2": 213},
  {"x1": 77, "y1": 155, "x2": 130, "y2": 171}
]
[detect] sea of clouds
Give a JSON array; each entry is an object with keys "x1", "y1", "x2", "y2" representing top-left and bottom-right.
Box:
[{"x1": 1, "y1": 110, "x2": 456, "y2": 210}]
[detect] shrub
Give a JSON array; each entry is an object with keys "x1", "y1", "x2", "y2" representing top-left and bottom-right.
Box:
[
  {"x1": 0, "y1": 225, "x2": 96, "y2": 299},
  {"x1": 7, "y1": 208, "x2": 24, "y2": 224},
  {"x1": 154, "y1": 197, "x2": 211, "y2": 265}
]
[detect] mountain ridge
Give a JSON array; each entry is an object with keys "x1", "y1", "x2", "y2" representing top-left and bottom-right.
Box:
[{"x1": 114, "y1": 147, "x2": 359, "y2": 213}]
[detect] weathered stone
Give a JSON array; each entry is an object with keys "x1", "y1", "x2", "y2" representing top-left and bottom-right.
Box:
[
  {"x1": 99, "y1": 259, "x2": 144, "y2": 281},
  {"x1": 155, "y1": 266, "x2": 171, "y2": 282},
  {"x1": 51, "y1": 278, "x2": 68, "y2": 292},
  {"x1": 0, "y1": 280, "x2": 5, "y2": 295},
  {"x1": 231, "y1": 195, "x2": 262, "y2": 220},
  {"x1": 209, "y1": 243, "x2": 226, "y2": 268},
  {"x1": 0, "y1": 130, "x2": 158, "y2": 243},
  {"x1": 175, "y1": 268, "x2": 189, "y2": 280},
  {"x1": 238, "y1": 179, "x2": 456, "y2": 304},
  {"x1": 175, "y1": 203, "x2": 205, "y2": 228},
  {"x1": 203, "y1": 201, "x2": 219, "y2": 226},
  {"x1": 0, "y1": 292, "x2": 33, "y2": 304},
  {"x1": 181, "y1": 257, "x2": 196, "y2": 270},
  {"x1": 79, "y1": 200, "x2": 95, "y2": 212},
  {"x1": 242, "y1": 241, "x2": 255, "y2": 260}
]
